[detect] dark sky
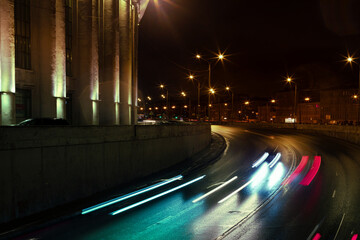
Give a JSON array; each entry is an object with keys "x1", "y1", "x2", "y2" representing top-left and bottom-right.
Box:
[{"x1": 138, "y1": 0, "x2": 360, "y2": 100}]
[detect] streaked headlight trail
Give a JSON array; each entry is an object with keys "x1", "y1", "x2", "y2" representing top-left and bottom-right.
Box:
[
  {"x1": 269, "y1": 153, "x2": 281, "y2": 168},
  {"x1": 218, "y1": 179, "x2": 253, "y2": 204},
  {"x1": 110, "y1": 175, "x2": 206, "y2": 216},
  {"x1": 82, "y1": 174, "x2": 183, "y2": 215},
  {"x1": 252, "y1": 152, "x2": 269, "y2": 168},
  {"x1": 192, "y1": 176, "x2": 238, "y2": 203}
]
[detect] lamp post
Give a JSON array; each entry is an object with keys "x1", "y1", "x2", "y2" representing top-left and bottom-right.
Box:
[
  {"x1": 189, "y1": 74, "x2": 201, "y2": 120},
  {"x1": 160, "y1": 84, "x2": 169, "y2": 119},
  {"x1": 346, "y1": 56, "x2": 360, "y2": 124},
  {"x1": 226, "y1": 86, "x2": 234, "y2": 120},
  {"x1": 195, "y1": 53, "x2": 224, "y2": 120},
  {"x1": 287, "y1": 77, "x2": 297, "y2": 126}
]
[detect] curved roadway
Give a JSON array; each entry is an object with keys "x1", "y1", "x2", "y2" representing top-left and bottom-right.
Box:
[{"x1": 14, "y1": 125, "x2": 360, "y2": 240}]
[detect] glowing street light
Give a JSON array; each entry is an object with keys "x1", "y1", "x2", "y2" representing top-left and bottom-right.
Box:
[
  {"x1": 286, "y1": 76, "x2": 297, "y2": 125},
  {"x1": 244, "y1": 101, "x2": 250, "y2": 105},
  {"x1": 138, "y1": 98, "x2": 142, "y2": 102},
  {"x1": 304, "y1": 97, "x2": 310, "y2": 102},
  {"x1": 345, "y1": 54, "x2": 360, "y2": 123},
  {"x1": 209, "y1": 88, "x2": 215, "y2": 94},
  {"x1": 181, "y1": 91, "x2": 186, "y2": 97},
  {"x1": 195, "y1": 52, "x2": 226, "y2": 120},
  {"x1": 225, "y1": 86, "x2": 234, "y2": 120},
  {"x1": 147, "y1": 96, "x2": 152, "y2": 101},
  {"x1": 159, "y1": 84, "x2": 169, "y2": 118},
  {"x1": 188, "y1": 74, "x2": 201, "y2": 120},
  {"x1": 353, "y1": 95, "x2": 358, "y2": 99},
  {"x1": 271, "y1": 99, "x2": 276, "y2": 103}
]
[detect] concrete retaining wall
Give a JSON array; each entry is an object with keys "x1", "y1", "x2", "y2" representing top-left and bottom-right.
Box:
[
  {"x1": 0, "y1": 124, "x2": 211, "y2": 224},
  {"x1": 223, "y1": 122, "x2": 360, "y2": 145}
]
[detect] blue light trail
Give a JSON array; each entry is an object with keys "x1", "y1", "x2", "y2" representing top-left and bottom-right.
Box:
[
  {"x1": 82, "y1": 175, "x2": 183, "y2": 215},
  {"x1": 110, "y1": 175, "x2": 206, "y2": 215}
]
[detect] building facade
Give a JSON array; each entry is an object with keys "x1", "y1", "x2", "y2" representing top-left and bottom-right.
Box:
[
  {"x1": 0, "y1": 0, "x2": 145, "y2": 125},
  {"x1": 258, "y1": 88, "x2": 360, "y2": 124}
]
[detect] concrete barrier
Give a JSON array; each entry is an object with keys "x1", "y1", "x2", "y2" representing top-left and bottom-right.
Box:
[
  {"x1": 0, "y1": 124, "x2": 211, "y2": 224},
  {"x1": 220, "y1": 122, "x2": 360, "y2": 145}
]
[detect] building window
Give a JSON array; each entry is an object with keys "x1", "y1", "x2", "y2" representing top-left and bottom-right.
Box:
[
  {"x1": 65, "y1": 0, "x2": 73, "y2": 76},
  {"x1": 14, "y1": 0, "x2": 31, "y2": 69},
  {"x1": 16, "y1": 89, "x2": 32, "y2": 122}
]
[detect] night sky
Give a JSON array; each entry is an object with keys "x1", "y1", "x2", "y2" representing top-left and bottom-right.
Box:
[{"x1": 138, "y1": 0, "x2": 360, "y2": 101}]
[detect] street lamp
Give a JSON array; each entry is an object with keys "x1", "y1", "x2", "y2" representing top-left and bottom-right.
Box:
[
  {"x1": 195, "y1": 53, "x2": 225, "y2": 120},
  {"x1": 346, "y1": 55, "x2": 360, "y2": 124},
  {"x1": 160, "y1": 84, "x2": 169, "y2": 119},
  {"x1": 287, "y1": 77, "x2": 297, "y2": 125},
  {"x1": 189, "y1": 74, "x2": 201, "y2": 120},
  {"x1": 225, "y1": 86, "x2": 234, "y2": 120}
]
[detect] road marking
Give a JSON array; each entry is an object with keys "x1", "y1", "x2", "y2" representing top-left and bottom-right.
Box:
[
  {"x1": 332, "y1": 190, "x2": 336, "y2": 198},
  {"x1": 333, "y1": 213, "x2": 346, "y2": 240},
  {"x1": 307, "y1": 223, "x2": 320, "y2": 240},
  {"x1": 274, "y1": 145, "x2": 279, "y2": 152}
]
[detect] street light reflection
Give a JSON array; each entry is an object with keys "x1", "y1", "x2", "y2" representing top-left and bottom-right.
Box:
[
  {"x1": 268, "y1": 162, "x2": 285, "y2": 189},
  {"x1": 250, "y1": 162, "x2": 269, "y2": 190}
]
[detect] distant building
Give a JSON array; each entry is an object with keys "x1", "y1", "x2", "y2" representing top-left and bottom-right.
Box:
[
  {"x1": 0, "y1": 0, "x2": 148, "y2": 125},
  {"x1": 258, "y1": 88, "x2": 359, "y2": 124}
]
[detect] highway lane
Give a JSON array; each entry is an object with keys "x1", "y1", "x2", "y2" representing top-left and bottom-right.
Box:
[
  {"x1": 13, "y1": 125, "x2": 360, "y2": 240},
  {"x1": 222, "y1": 127, "x2": 360, "y2": 240}
]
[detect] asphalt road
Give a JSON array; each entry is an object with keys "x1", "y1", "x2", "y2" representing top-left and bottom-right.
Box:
[{"x1": 13, "y1": 125, "x2": 360, "y2": 240}]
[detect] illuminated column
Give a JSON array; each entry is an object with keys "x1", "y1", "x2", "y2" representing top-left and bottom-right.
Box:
[
  {"x1": 119, "y1": 0, "x2": 132, "y2": 125},
  {"x1": 0, "y1": 0, "x2": 15, "y2": 125},
  {"x1": 99, "y1": 0, "x2": 120, "y2": 125},
  {"x1": 131, "y1": 3, "x2": 139, "y2": 125},
  {"x1": 76, "y1": 0, "x2": 99, "y2": 125},
  {"x1": 53, "y1": 0, "x2": 66, "y2": 119}
]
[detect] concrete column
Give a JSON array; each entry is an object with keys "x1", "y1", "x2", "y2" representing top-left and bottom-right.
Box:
[
  {"x1": 35, "y1": 0, "x2": 65, "y2": 119},
  {"x1": 75, "y1": 0, "x2": 99, "y2": 125},
  {"x1": 119, "y1": 0, "x2": 132, "y2": 125},
  {"x1": 131, "y1": 3, "x2": 138, "y2": 125},
  {"x1": 53, "y1": 0, "x2": 67, "y2": 119},
  {"x1": 99, "y1": 0, "x2": 120, "y2": 125},
  {"x1": 0, "y1": 0, "x2": 15, "y2": 125}
]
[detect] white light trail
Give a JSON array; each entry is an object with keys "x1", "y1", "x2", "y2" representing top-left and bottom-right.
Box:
[
  {"x1": 192, "y1": 176, "x2": 238, "y2": 203},
  {"x1": 218, "y1": 179, "x2": 253, "y2": 204},
  {"x1": 82, "y1": 175, "x2": 183, "y2": 215},
  {"x1": 269, "y1": 153, "x2": 281, "y2": 168},
  {"x1": 110, "y1": 175, "x2": 206, "y2": 216},
  {"x1": 252, "y1": 152, "x2": 269, "y2": 168}
]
